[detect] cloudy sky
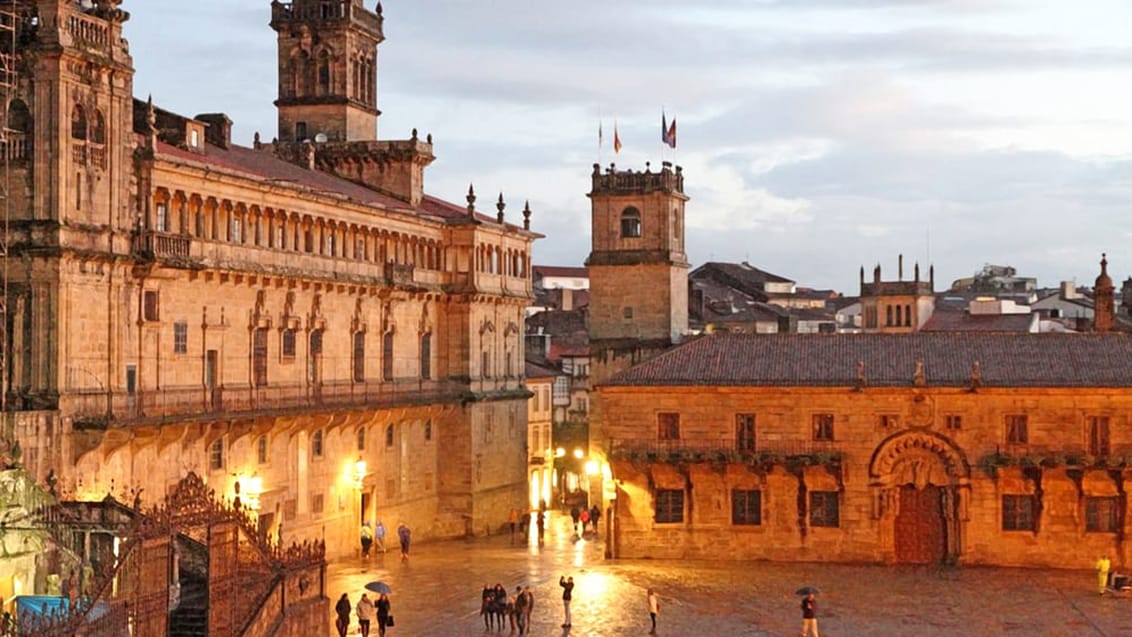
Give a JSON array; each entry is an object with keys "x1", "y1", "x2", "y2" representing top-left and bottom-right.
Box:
[{"x1": 128, "y1": 0, "x2": 1132, "y2": 294}]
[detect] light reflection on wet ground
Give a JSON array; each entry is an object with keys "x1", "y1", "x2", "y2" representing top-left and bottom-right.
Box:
[{"x1": 325, "y1": 512, "x2": 1132, "y2": 636}]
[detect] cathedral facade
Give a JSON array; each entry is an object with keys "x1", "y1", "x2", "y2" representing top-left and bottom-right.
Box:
[{"x1": 2, "y1": 0, "x2": 537, "y2": 556}]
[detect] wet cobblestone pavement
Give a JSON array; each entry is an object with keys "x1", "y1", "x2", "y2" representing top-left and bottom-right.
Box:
[{"x1": 326, "y1": 512, "x2": 1132, "y2": 636}]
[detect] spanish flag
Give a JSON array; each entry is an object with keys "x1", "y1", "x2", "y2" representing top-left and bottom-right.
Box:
[
  {"x1": 662, "y1": 113, "x2": 676, "y2": 149},
  {"x1": 613, "y1": 123, "x2": 622, "y2": 154}
]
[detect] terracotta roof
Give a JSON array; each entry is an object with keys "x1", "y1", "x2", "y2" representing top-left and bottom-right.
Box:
[
  {"x1": 921, "y1": 309, "x2": 1036, "y2": 332},
  {"x1": 534, "y1": 265, "x2": 588, "y2": 279},
  {"x1": 605, "y1": 332, "x2": 1132, "y2": 388}
]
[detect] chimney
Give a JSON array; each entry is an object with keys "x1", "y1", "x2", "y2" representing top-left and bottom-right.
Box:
[
  {"x1": 1060, "y1": 281, "x2": 1078, "y2": 300},
  {"x1": 195, "y1": 113, "x2": 232, "y2": 149}
]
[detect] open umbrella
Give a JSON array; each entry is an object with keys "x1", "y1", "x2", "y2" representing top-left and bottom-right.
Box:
[
  {"x1": 364, "y1": 581, "x2": 392, "y2": 594},
  {"x1": 795, "y1": 586, "x2": 820, "y2": 596}
]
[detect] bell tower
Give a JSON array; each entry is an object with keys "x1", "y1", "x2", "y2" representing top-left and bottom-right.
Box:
[
  {"x1": 270, "y1": 0, "x2": 384, "y2": 143},
  {"x1": 586, "y1": 161, "x2": 689, "y2": 385}
]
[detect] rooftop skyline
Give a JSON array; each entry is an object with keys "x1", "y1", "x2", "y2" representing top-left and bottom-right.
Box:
[{"x1": 128, "y1": 0, "x2": 1132, "y2": 293}]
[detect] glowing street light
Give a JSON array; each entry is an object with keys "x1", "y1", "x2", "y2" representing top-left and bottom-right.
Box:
[
  {"x1": 555, "y1": 447, "x2": 566, "y2": 458},
  {"x1": 584, "y1": 460, "x2": 599, "y2": 475},
  {"x1": 573, "y1": 448, "x2": 584, "y2": 459},
  {"x1": 352, "y1": 458, "x2": 367, "y2": 490}
]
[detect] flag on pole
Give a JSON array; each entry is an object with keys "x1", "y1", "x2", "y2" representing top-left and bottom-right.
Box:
[
  {"x1": 613, "y1": 122, "x2": 622, "y2": 154},
  {"x1": 598, "y1": 121, "x2": 604, "y2": 149},
  {"x1": 662, "y1": 112, "x2": 676, "y2": 149}
]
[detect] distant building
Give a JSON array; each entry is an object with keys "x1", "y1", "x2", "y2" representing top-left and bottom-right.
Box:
[{"x1": 859, "y1": 256, "x2": 936, "y2": 333}]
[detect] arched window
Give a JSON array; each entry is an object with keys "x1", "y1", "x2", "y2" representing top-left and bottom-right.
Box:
[
  {"x1": 71, "y1": 104, "x2": 87, "y2": 140},
  {"x1": 620, "y1": 207, "x2": 641, "y2": 238},
  {"x1": 318, "y1": 50, "x2": 331, "y2": 95},
  {"x1": 353, "y1": 331, "x2": 365, "y2": 382},
  {"x1": 382, "y1": 331, "x2": 394, "y2": 380},
  {"x1": 7, "y1": 99, "x2": 29, "y2": 133},
  {"x1": 91, "y1": 110, "x2": 105, "y2": 144},
  {"x1": 385, "y1": 424, "x2": 394, "y2": 448},
  {"x1": 420, "y1": 332, "x2": 431, "y2": 380},
  {"x1": 208, "y1": 438, "x2": 224, "y2": 471},
  {"x1": 357, "y1": 426, "x2": 366, "y2": 451},
  {"x1": 256, "y1": 435, "x2": 268, "y2": 464}
]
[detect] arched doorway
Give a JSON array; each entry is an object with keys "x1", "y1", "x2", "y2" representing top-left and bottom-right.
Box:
[{"x1": 869, "y1": 430, "x2": 970, "y2": 564}]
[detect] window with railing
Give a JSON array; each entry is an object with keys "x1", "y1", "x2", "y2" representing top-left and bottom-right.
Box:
[
  {"x1": 654, "y1": 489, "x2": 684, "y2": 523},
  {"x1": 209, "y1": 439, "x2": 224, "y2": 471},
  {"x1": 736, "y1": 414, "x2": 756, "y2": 452},
  {"x1": 156, "y1": 202, "x2": 168, "y2": 232},
  {"x1": 173, "y1": 322, "x2": 188, "y2": 354},
  {"x1": 657, "y1": 413, "x2": 680, "y2": 441},
  {"x1": 253, "y1": 328, "x2": 268, "y2": 387},
  {"x1": 353, "y1": 331, "x2": 366, "y2": 382}
]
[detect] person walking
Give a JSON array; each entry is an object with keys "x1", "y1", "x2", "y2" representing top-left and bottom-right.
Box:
[
  {"x1": 800, "y1": 591, "x2": 819, "y2": 637},
  {"x1": 374, "y1": 520, "x2": 387, "y2": 553},
  {"x1": 397, "y1": 523, "x2": 412, "y2": 561},
  {"x1": 647, "y1": 588, "x2": 660, "y2": 634},
  {"x1": 1096, "y1": 554, "x2": 1112, "y2": 595},
  {"x1": 536, "y1": 511, "x2": 546, "y2": 546},
  {"x1": 356, "y1": 592, "x2": 376, "y2": 637},
  {"x1": 334, "y1": 593, "x2": 352, "y2": 637},
  {"x1": 559, "y1": 575, "x2": 574, "y2": 628},
  {"x1": 590, "y1": 505, "x2": 602, "y2": 535},
  {"x1": 570, "y1": 505, "x2": 581, "y2": 534},
  {"x1": 376, "y1": 593, "x2": 392, "y2": 636},
  {"x1": 579, "y1": 508, "x2": 590, "y2": 536},
  {"x1": 521, "y1": 586, "x2": 534, "y2": 633},
  {"x1": 509, "y1": 508, "x2": 519, "y2": 544},
  {"x1": 360, "y1": 521, "x2": 374, "y2": 558}
]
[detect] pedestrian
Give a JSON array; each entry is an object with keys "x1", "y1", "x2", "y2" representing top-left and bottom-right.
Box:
[
  {"x1": 360, "y1": 521, "x2": 374, "y2": 558},
  {"x1": 521, "y1": 586, "x2": 534, "y2": 633},
  {"x1": 520, "y1": 511, "x2": 531, "y2": 541},
  {"x1": 480, "y1": 584, "x2": 494, "y2": 630},
  {"x1": 570, "y1": 505, "x2": 581, "y2": 533},
  {"x1": 647, "y1": 588, "x2": 660, "y2": 634},
  {"x1": 376, "y1": 593, "x2": 392, "y2": 636},
  {"x1": 356, "y1": 592, "x2": 376, "y2": 637},
  {"x1": 559, "y1": 575, "x2": 574, "y2": 628},
  {"x1": 579, "y1": 507, "x2": 590, "y2": 536},
  {"x1": 590, "y1": 505, "x2": 601, "y2": 535},
  {"x1": 514, "y1": 585, "x2": 529, "y2": 635},
  {"x1": 334, "y1": 593, "x2": 351, "y2": 637},
  {"x1": 536, "y1": 511, "x2": 546, "y2": 546},
  {"x1": 1096, "y1": 554, "x2": 1112, "y2": 595},
  {"x1": 375, "y1": 520, "x2": 387, "y2": 553},
  {"x1": 509, "y1": 507, "x2": 519, "y2": 543},
  {"x1": 397, "y1": 522, "x2": 411, "y2": 561},
  {"x1": 800, "y1": 591, "x2": 818, "y2": 637}
]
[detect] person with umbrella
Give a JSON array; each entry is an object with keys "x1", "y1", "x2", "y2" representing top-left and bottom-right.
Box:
[
  {"x1": 797, "y1": 587, "x2": 819, "y2": 637},
  {"x1": 334, "y1": 593, "x2": 352, "y2": 637}
]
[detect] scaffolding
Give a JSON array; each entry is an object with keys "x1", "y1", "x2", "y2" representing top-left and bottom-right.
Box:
[{"x1": 0, "y1": 2, "x2": 17, "y2": 421}]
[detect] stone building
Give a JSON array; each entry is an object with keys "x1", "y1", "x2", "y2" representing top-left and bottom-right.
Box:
[
  {"x1": 1, "y1": 0, "x2": 537, "y2": 558},
  {"x1": 584, "y1": 159, "x2": 1132, "y2": 568}
]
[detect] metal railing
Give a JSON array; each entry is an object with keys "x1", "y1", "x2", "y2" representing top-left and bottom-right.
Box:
[{"x1": 608, "y1": 437, "x2": 841, "y2": 457}]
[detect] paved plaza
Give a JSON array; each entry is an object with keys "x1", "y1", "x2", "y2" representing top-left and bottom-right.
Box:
[{"x1": 326, "y1": 512, "x2": 1132, "y2": 636}]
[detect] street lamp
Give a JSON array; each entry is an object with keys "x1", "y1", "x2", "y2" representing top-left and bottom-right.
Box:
[
  {"x1": 573, "y1": 448, "x2": 584, "y2": 459},
  {"x1": 584, "y1": 460, "x2": 599, "y2": 475},
  {"x1": 352, "y1": 458, "x2": 367, "y2": 490}
]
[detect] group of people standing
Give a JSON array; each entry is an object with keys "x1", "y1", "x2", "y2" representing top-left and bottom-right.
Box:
[
  {"x1": 569, "y1": 505, "x2": 602, "y2": 537},
  {"x1": 480, "y1": 583, "x2": 536, "y2": 634},
  {"x1": 360, "y1": 521, "x2": 412, "y2": 561},
  {"x1": 335, "y1": 592, "x2": 392, "y2": 637}
]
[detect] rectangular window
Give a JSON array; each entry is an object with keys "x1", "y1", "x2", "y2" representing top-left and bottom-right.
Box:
[
  {"x1": 1006, "y1": 414, "x2": 1028, "y2": 444},
  {"x1": 256, "y1": 436, "x2": 268, "y2": 465},
  {"x1": 420, "y1": 333, "x2": 432, "y2": 380},
  {"x1": 355, "y1": 238, "x2": 365, "y2": 259},
  {"x1": 283, "y1": 499, "x2": 297, "y2": 521},
  {"x1": 1002, "y1": 494, "x2": 1036, "y2": 531},
  {"x1": 311, "y1": 493, "x2": 324, "y2": 514},
  {"x1": 282, "y1": 328, "x2": 296, "y2": 358},
  {"x1": 879, "y1": 414, "x2": 899, "y2": 429},
  {"x1": 208, "y1": 439, "x2": 224, "y2": 471},
  {"x1": 382, "y1": 331, "x2": 394, "y2": 380},
  {"x1": 481, "y1": 350, "x2": 492, "y2": 378},
  {"x1": 657, "y1": 412, "x2": 680, "y2": 441},
  {"x1": 1089, "y1": 417, "x2": 1111, "y2": 456},
  {"x1": 1086, "y1": 496, "x2": 1120, "y2": 532},
  {"x1": 231, "y1": 216, "x2": 243, "y2": 243},
  {"x1": 812, "y1": 413, "x2": 834, "y2": 441},
  {"x1": 809, "y1": 491, "x2": 840, "y2": 528},
  {"x1": 945, "y1": 414, "x2": 962, "y2": 430},
  {"x1": 143, "y1": 291, "x2": 159, "y2": 322},
  {"x1": 275, "y1": 225, "x2": 285, "y2": 250},
  {"x1": 654, "y1": 489, "x2": 684, "y2": 524},
  {"x1": 736, "y1": 414, "x2": 756, "y2": 452},
  {"x1": 173, "y1": 321, "x2": 188, "y2": 354},
  {"x1": 253, "y1": 328, "x2": 268, "y2": 387},
  {"x1": 76, "y1": 173, "x2": 82, "y2": 210},
  {"x1": 352, "y1": 331, "x2": 366, "y2": 382},
  {"x1": 156, "y1": 202, "x2": 167, "y2": 232},
  {"x1": 731, "y1": 489, "x2": 762, "y2": 525}
]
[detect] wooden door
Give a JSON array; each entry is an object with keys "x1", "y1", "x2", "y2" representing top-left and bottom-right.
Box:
[{"x1": 894, "y1": 485, "x2": 946, "y2": 564}]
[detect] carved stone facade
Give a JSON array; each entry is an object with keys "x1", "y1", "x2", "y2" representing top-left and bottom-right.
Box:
[
  {"x1": 599, "y1": 334, "x2": 1132, "y2": 568},
  {"x1": 2, "y1": 0, "x2": 537, "y2": 559}
]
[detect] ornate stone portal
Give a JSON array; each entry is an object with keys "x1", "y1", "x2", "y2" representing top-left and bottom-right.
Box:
[{"x1": 869, "y1": 430, "x2": 971, "y2": 563}]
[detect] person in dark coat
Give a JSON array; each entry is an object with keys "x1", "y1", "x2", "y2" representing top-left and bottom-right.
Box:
[
  {"x1": 376, "y1": 593, "x2": 392, "y2": 636},
  {"x1": 334, "y1": 593, "x2": 351, "y2": 637},
  {"x1": 590, "y1": 505, "x2": 602, "y2": 534},
  {"x1": 397, "y1": 523, "x2": 412, "y2": 561}
]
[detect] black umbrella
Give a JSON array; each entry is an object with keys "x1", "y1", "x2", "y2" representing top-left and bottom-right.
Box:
[
  {"x1": 365, "y1": 581, "x2": 393, "y2": 594},
  {"x1": 795, "y1": 586, "x2": 820, "y2": 596}
]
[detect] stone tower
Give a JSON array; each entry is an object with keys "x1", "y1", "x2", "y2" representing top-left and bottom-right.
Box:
[
  {"x1": 270, "y1": 0, "x2": 384, "y2": 143},
  {"x1": 587, "y1": 161, "x2": 689, "y2": 384},
  {"x1": 859, "y1": 255, "x2": 935, "y2": 333},
  {"x1": 1094, "y1": 253, "x2": 1114, "y2": 332}
]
